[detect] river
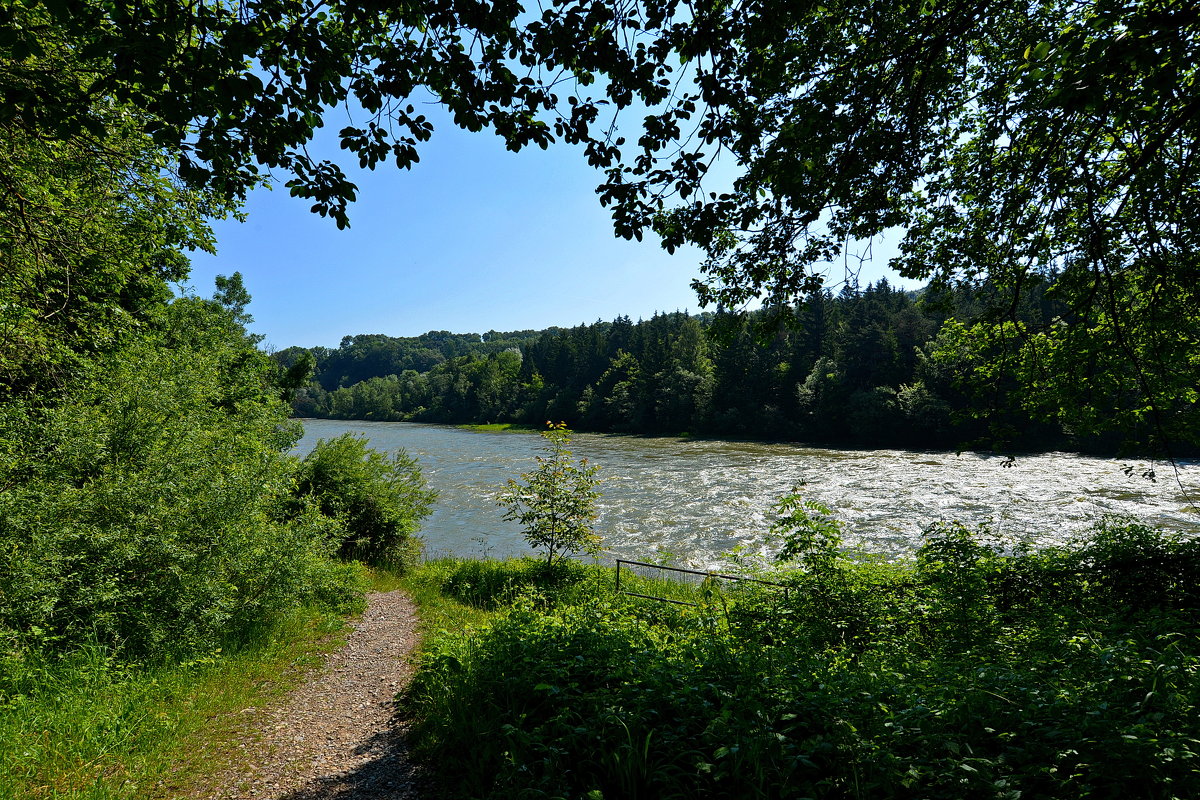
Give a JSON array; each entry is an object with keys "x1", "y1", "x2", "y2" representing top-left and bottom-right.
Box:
[{"x1": 293, "y1": 419, "x2": 1200, "y2": 569}]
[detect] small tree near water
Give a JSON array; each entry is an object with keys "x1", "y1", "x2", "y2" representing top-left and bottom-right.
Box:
[{"x1": 498, "y1": 422, "x2": 601, "y2": 565}]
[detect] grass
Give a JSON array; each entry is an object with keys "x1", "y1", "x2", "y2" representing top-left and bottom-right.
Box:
[
  {"x1": 0, "y1": 561, "x2": 492, "y2": 800},
  {"x1": 396, "y1": 556, "x2": 768, "y2": 631},
  {"x1": 400, "y1": 560, "x2": 497, "y2": 630},
  {"x1": 457, "y1": 423, "x2": 540, "y2": 434},
  {"x1": 0, "y1": 607, "x2": 352, "y2": 800}
]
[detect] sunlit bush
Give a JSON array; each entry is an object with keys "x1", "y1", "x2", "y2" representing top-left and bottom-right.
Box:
[
  {"x1": 0, "y1": 304, "x2": 367, "y2": 659},
  {"x1": 407, "y1": 517, "x2": 1200, "y2": 798},
  {"x1": 291, "y1": 432, "x2": 436, "y2": 570}
]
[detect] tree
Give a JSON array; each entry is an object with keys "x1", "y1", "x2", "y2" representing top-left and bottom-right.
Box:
[
  {"x1": 278, "y1": 349, "x2": 317, "y2": 403},
  {"x1": 498, "y1": 423, "x2": 601, "y2": 566},
  {"x1": 9, "y1": 0, "x2": 1195, "y2": 447},
  {"x1": 635, "y1": 0, "x2": 1199, "y2": 450},
  {"x1": 0, "y1": 106, "x2": 227, "y2": 396},
  {"x1": 0, "y1": 0, "x2": 676, "y2": 227},
  {"x1": 213, "y1": 271, "x2": 254, "y2": 327}
]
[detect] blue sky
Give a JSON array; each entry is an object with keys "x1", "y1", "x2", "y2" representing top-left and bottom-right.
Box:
[{"x1": 185, "y1": 106, "x2": 918, "y2": 351}]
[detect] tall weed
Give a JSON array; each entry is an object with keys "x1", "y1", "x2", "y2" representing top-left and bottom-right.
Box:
[{"x1": 406, "y1": 519, "x2": 1200, "y2": 798}]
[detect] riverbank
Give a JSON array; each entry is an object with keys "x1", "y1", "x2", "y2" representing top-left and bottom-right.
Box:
[
  {"x1": 457, "y1": 422, "x2": 540, "y2": 434},
  {"x1": 401, "y1": 521, "x2": 1200, "y2": 798},
  {"x1": 9, "y1": 521, "x2": 1198, "y2": 799}
]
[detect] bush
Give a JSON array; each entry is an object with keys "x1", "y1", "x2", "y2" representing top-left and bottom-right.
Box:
[
  {"x1": 407, "y1": 519, "x2": 1200, "y2": 799},
  {"x1": 497, "y1": 422, "x2": 601, "y2": 565},
  {"x1": 292, "y1": 433, "x2": 436, "y2": 570},
  {"x1": 1075, "y1": 517, "x2": 1200, "y2": 612},
  {"x1": 0, "y1": 310, "x2": 366, "y2": 659}
]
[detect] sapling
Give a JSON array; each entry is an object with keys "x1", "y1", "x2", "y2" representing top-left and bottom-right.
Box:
[{"x1": 498, "y1": 422, "x2": 602, "y2": 566}]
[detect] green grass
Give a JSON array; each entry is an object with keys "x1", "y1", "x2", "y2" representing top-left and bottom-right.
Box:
[
  {"x1": 0, "y1": 560, "x2": 515, "y2": 800},
  {"x1": 397, "y1": 556, "x2": 769, "y2": 638},
  {"x1": 457, "y1": 423, "x2": 540, "y2": 434},
  {"x1": 396, "y1": 560, "x2": 503, "y2": 640},
  {"x1": 0, "y1": 607, "x2": 352, "y2": 800}
]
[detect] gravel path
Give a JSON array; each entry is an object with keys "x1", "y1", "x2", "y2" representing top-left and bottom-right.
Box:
[{"x1": 209, "y1": 591, "x2": 426, "y2": 800}]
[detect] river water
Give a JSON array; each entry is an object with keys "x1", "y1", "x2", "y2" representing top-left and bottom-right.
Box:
[{"x1": 293, "y1": 419, "x2": 1200, "y2": 569}]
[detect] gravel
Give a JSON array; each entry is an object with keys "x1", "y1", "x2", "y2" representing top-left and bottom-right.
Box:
[{"x1": 207, "y1": 591, "x2": 427, "y2": 800}]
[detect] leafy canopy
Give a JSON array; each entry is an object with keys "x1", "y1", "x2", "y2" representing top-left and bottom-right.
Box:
[
  {"x1": 0, "y1": 0, "x2": 679, "y2": 228},
  {"x1": 0, "y1": 105, "x2": 229, "y2": 396},
  {"x1": 6, "y1": 0, "x2": 1196, "y2": 445}
]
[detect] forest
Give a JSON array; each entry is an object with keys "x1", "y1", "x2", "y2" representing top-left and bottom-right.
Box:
[{"x1": 275, "y1": 278, "x2": 1152, "y2": 453}]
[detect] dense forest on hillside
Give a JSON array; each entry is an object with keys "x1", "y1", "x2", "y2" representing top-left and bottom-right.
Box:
[{"x1": 275, "y1": 278, "x2": 1144, "y2": 452}]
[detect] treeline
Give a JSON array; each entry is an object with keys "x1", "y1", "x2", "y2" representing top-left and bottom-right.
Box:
[
  {"x1": 278, "y1": 279, "x2": 1095, "y2": 450},
  {"x1": 283, "y1": 329, "x2": 548, "y2": 390}
]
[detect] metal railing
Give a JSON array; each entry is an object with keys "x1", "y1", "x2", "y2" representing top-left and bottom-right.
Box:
[{"x1": 615, "y1": 558, "x2": 790, "y2": 606}]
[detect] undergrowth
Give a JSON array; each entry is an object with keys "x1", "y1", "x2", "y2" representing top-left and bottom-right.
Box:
[
  {"x1": 404, "y1": 519, "x2": 1200, "y2": 799},
  {"x1": 0, "y1": 562, "x2": 407, "y2": 799},
  {"x1": 0, "y1": 602, "x2": 360, "y2": 800}
]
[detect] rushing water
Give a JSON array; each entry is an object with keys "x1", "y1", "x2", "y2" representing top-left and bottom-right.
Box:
[{"x1": 293, "y1": 419, "x2": 1200, "y2": 569}]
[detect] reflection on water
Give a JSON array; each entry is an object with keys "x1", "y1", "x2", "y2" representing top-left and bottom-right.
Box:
[{"x1": 293, "y1": 420, "x2": 1200, "y2": 569}]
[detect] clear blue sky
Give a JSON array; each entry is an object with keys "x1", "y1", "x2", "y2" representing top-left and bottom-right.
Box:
[{"x1": 185, "y1": 106, "x2": 917, "y2": 351}]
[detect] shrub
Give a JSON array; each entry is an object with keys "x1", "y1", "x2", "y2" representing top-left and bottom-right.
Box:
[
  {"x1": 0, "y1": 313, "x2": 365, "y2": 659},
  {"x1": 292, "y1": 433, "x2": 436, "y2": 570},
  {"x1": 497, "y1": 422, "x2": 602, "y2": 565},
  {"x1": 914, "y1": 522, "x2": 1003, "y2": 647},
  {"x1": 770, "y1": 491, "x2": 844, "y2": 570},
  {"x1": 1075, "y1": 517, "x2": 1200, "y2": 612},
  {"x1": 407, "y1": 518, "x2": 1200, "y2": 799}
]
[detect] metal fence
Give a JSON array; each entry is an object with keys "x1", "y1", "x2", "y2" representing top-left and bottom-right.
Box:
[{"x1": 614, "y1": 558, "x2": 790, "y2": 606}]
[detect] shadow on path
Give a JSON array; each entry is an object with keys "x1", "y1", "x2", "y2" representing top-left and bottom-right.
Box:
[{"x1": 277, "y1": 724, "x2": 430, "y2": 800}]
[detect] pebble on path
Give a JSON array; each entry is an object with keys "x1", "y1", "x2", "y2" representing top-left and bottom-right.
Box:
[{"x1": 204, "y1": 591, "x2": 426, "y2": 800}]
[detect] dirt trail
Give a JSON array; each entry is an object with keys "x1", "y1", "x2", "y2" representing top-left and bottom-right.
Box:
[{"x1": 207, "y1": 591, "x2": 426, "y2": 799}]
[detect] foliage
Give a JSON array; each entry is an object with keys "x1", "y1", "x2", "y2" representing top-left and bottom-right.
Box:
[
  {"x1": 291, "y1": 433, "x2": 437, "y2": 570},
  {"x1": 929, "y1": 316, "x2": 1198, "y2": 452},
  {"x1": 407, "y1": 517, "x2": 1200, "y2": 799},
  {"x1": 294, "y1": 279, "x2": 1182, "y2": 452},
  {"x1": 290, "y1": 287, "x2": 1115, "y2": 452},
  {"x1": 498, "y1": 423, "x2": 602, "y2": 565},
  {"x1": 0, "y1": 300, "x2": 367, "y2": 659},
  {"x1": 0, "y1": 52, "x2": 373, "y2": 662},
  {"x1": 0, "y1": 108, "x2": 229, "y2": 398},
  {"x1": 0, "y1": 0, "x2": 679, "y2": 228},
  {"x1": 639, "y1": 0, "x2": 1200, "y2": 450},
  {"x1": 9, "y1": 1, "x2": 1196, "y2": 448},
  {"x1": 771, "y1": 492, "x2": 846, "y2": 569}
]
